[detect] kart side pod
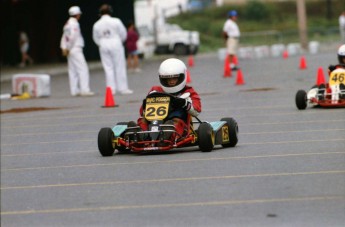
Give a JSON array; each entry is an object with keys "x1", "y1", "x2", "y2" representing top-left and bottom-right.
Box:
[{"x1": 210, "y1": 118, "x2": 238, "y2": 148}]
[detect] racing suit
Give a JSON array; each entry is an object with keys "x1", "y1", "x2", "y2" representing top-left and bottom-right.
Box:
[
  {"x1": 92, "y1": 15, "x2": 129, "y2": 94},
  {"x1": 60, "y1": 17, "x2": 91, "y2": 96},
  {"x1": 137, "y1": 86, "x2": 201, "y2": 138}
]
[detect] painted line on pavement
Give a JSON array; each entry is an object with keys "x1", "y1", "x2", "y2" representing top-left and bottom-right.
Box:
[
  {"x1": 2, "y1": 170, "x2": 345, "y2": 190},
  {"x1": 1, "y1": 196, "x2": 344, "y2": 215},
  {"x1": 2, "y1": 151, "x2": 344, "y2": 172}
]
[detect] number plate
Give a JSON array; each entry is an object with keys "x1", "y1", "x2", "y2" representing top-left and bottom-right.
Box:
[
  {"x1": 145, "y1": 96, "x2": 170, "y2": 121},
  {"x1": 329, "y1": 69, "x2": 345, "y2": 86}
]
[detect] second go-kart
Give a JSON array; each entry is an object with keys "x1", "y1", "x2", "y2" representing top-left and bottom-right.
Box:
[
  {"x1": 98, "y1": 92, "x2": 238, "y2": 156},
  {"x1": 295, "y1": 65, "x2": 345, "y2": 110}
]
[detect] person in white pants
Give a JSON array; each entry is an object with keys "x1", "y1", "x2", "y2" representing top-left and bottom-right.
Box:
[
  {"x1": 92, "y1": 4, "x2": 133, "y2": 95},
  {"x1": 60, "y1": 6, "x2": 94, "y2": 97}
]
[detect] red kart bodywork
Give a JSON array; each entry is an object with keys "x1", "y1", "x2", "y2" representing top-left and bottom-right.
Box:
[{"x1": 98, "y1": 92, "x2": 239, "y2": 156}]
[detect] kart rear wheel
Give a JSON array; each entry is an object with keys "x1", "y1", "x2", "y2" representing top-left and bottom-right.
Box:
[
  {"x1": 295, "y1": 90, "x2": 307, "y2": 110},
  {"x1": 98, "y1": 128, "x2": 115, "y2": 156},
  {"x1": 198, "y1": 122, "x2": 214, "y2": 152},
  {"x1": 220, "y1": 117, "x2": 238, "y2": 147}
]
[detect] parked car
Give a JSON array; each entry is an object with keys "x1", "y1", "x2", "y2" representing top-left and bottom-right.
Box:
[
  {"x1": 136, "y1": 26, "x2": 155, "y2": 59},
  {"x1": 155, "y1": 23, "x2": 200, "y2": 55},
  {"x1": 137, "y1": 24, "x2": 200, "y2": 57}
]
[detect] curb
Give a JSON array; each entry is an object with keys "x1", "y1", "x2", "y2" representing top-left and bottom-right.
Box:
[{"x1": 1, "y1": 61, "x2": 103, "y2": 83}]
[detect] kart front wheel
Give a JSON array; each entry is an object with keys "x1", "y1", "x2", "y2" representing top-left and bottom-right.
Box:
[
  {"x1": 295, "y1": 90, "x2": 307, "y2": 110},
  {"x1": 98, "y1": 127, "x2": 115, "y2": 156},
  {"x1": 220, "y1": 117, "x2": 238, "y2": 148},
  {"x1": 198, "y1": 122, "x2": 214, "y2": 152}
]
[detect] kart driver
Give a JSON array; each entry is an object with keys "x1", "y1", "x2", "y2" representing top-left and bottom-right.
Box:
[
  {"x1": 137, "y1": 58, "x2": 201, "y2": 139},
  {"x1": 328, "y1": 44, "x2": 345, "y2": 73},
  {"x1": 321, "y1": 44, "x2": 345, "y2": 100}
]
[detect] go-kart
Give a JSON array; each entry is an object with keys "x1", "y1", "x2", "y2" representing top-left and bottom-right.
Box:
[
  {"x1": 98, "y1": 92, "x2": 238, "y2": 156},
  {"x1": 295, "y1": 65, "x2": 345, "y2": 110}
]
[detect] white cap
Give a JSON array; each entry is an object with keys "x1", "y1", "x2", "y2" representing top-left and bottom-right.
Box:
[{"x1": 69, "y1": 6, "x2": 82, "y2": 16}]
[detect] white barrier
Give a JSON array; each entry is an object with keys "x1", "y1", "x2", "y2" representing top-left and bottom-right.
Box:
[
  {"x1": 12, "y1": 74, "x2": 51, "y2": 97},
  {"x1": 270, "y1": 44, "x2": 285, "y2": 57},
  {"x1": 287, "y1": 43, "x2": 302, "y2": 56},
  {"x1": 238, "y1": 47, "x2": 254, "y2": 59},
  {"x1": 309, "y1": 41, "x2": 320, "y2": 54},
  {"x1": 254, "y1": 45, "x2": 270, "y2": 58},
  {"x1": 217, "y1": 48, "x2": 227, "y2": 61}
]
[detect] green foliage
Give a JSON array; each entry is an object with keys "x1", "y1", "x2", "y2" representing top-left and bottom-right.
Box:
[
  {"x1": 244, "y1": 1, "x2": 271, "y2": 21},
  {"x1": 167, "y1": 0, "x2": 344, "y2": 52}
]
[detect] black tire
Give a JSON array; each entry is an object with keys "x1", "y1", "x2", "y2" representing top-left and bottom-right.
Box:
[
  {"x1": 220, "y1": 117, "x2": 238, "y2": 147},
  {"x1": 98, "y1": 128, "x2": 115, "y2": 156},
  {"x1": 198, "y1": 122, "x2": 214, "y2": 152},
  {"x1": 173, "y1": 44, "x2": 188, "y2": 55},
  {"x1": 295, "y1": 90, "x2": 307, "y2": 110},
  {"x1": 190, "y1": 46, "x2": 199, "y2": 55},
  {"x1": 340, "y1": 83, "x2": 345, "y2": 99},
  {"x1": 116, "y1": 122, "x2": 128, "y2": 126}
]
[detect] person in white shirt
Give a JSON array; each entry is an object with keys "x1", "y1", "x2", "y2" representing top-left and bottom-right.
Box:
[
  {"x1": 339, "y1": 11, "x2": 345, "y2": 43},
  {"x1": 92, "y1": 4, "x2": 133, "y2": 95},
  {"x1": 222, "y1": 10, "x2": 240, "y2": 71},
  {"x1": 60, "y1": 6, "x2": 94, "y2": 97}
]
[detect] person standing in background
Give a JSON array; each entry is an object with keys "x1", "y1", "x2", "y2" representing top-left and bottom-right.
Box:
[
  {"x1": 339, "y1": 11, "x2": 345, "y2": 43},
  {"x1": 222, "y1": 10, "x2": 240, "y2": 71},
  {"x1": 126, "y1": 21, "x2": 141, "y2": 73},
  {"x1": 93, "y1": 4, "x2": 133, "y2": 95},
  {"x1": 60, "y1": 6, "x2": 94, "y2": 97},
  {"x1": 19, "y1": 31, "x2": 33, "y2": 67}
]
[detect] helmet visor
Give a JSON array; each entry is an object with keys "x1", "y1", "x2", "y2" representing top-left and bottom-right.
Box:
[{"x1": 159, "y1": 74, "x2": 185, "y2": 88}]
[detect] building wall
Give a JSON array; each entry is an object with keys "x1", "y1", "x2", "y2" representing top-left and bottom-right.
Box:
[{"x1": 1, "y1": 0, "x2": 134, "y2": 65}]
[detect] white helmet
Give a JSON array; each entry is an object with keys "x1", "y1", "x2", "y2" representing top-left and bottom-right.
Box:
[
  {"x1": 337, "y1": 44, "x2": 345, "y2": 64},
  {"x1": 158, "y1": 58, "x2": 187, "y2": 94},
  {"x1": 69, "y1": 6, "x2": 82, "y2": 16}
]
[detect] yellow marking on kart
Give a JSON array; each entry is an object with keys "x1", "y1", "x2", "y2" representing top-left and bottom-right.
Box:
[
  {"x1": 145, "y1": 96, "x2": 170, "y2": 121},
  {"x1": 222, "y1": 126, "x2": 229, "y2": 142},
  {"x1": 329, "y1": 69, "x2": 345, "y2": 86}
]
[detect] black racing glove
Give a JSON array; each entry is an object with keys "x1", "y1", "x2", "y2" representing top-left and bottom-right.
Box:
[
  {"x1": 172, "y1": 97, "x2": 191, "y2": 110},
  {"x1": 328, "y1": 64, "x2": 336, "y2": 72}
]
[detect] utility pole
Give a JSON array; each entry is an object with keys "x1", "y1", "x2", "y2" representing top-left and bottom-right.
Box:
[
  {"x1": 326, "y1": 0, "x2": 332, "y2": 20},
  {"x1": 296, "y1": 0, "x2": 308, "y2": 50}
]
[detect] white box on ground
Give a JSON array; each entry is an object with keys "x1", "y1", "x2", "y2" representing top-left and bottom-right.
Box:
[
  {"x1": 287, "y1": 43, "x2": 302, "y2": 56},
  {"x1": 12, "y1": 74, "x2": 51, "y2": 97},
  {"x1": 309, "y1": 41, "x2": 319, "y2": 54},
  {"x1": 270, "y1": 44, "x2": 285, "y2": 57},
  {"x1": 217, "y1": 48, "x2": 227, "y2": 61}
]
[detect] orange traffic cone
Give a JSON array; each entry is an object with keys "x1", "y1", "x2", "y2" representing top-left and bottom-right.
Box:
[
  {"x1": 316, "y1": 67, "x2": 326, "y2": 85},
  {"x1": 223, "y1": 56, "x2": 231, "y2": 77},
  {"x1": 235, "y1": 69, "x2": 245, "y2": 85},
  {"x1": 283, "y1": 50, "x2": 289, "y2": 59},
  {"x1": 186, "y1": 69, "x2": 192, "y2": 83},
  {"x1": 188, "y1": 55, "x2": 194, "y2": 67},
  {"x1": 299, "y1": 56, "x2": 307, "y2": 69},
  {"x1": 102, "y1": 87, "x2": 118, "y2": 108}
]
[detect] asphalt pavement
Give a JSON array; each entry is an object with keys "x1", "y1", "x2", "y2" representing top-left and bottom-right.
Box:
[{"x1": 1, "y1": 50, "x2": 345, "y2": 226}]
